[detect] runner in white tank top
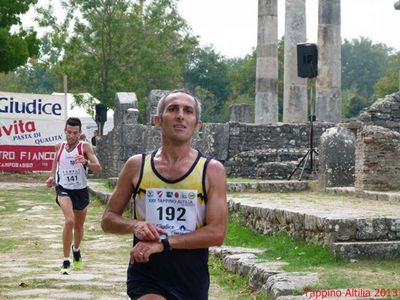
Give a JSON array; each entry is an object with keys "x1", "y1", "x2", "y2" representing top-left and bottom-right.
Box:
[
  {"x1": 56, "y1": 141, "x2": 87, "y2": 190},
  {"x1": 46, "y1": 117, "x2": 102, "y2": 275}
]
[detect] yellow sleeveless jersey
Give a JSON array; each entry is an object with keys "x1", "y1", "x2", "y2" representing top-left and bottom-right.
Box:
[{"x1": 133, "y1": 150, "x2": 209, "y2": 237}]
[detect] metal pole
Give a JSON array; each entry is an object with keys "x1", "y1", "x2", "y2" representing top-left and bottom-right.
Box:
[{"x1": 63, "y1": 74, "x2": 68, "y2": 120}]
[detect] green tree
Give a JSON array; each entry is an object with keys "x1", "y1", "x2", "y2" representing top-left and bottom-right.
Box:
[
  {"x1": 342, "y1": 88, "x2": 370, "y2": 118},
  {"x1": 0, "y1": 0, "x2": 40, "y2": 73},
  {"x1": 375, "y1": 51, "x2": 400, "y2": 98},
  {"x1": 227, "y1": 51, "x2": 256, "y2": 104},
  {"x1": 183, "y1": 45, "x2": 229, "y2": 121},
  {"x1": 342, "y1": 37, "x2": 390, "y2": 99},
  {"x1": 37, "y1": 0, "x2": 197, "y2": 121}
]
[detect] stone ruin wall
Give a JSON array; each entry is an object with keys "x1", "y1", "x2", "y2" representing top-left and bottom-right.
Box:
[
  {"x1": 96, "y1": 91, "x2": 335, "y2": 178},
  {"x1": 97, "y1": 90, "x2": 400, "y2": 192},
  {"x1": 355, "y1": 92, "x2": 400, "y2": 191}
]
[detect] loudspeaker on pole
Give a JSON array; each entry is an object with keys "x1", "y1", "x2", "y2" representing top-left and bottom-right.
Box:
[{"x1": 297, "y1": 43, "x2": 318, "y2": 78}]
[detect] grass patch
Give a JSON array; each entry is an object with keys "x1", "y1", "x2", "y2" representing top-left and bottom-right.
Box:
[
  {"x1": 209, "y1": 256, "x2": 270, "y2": 300},
  {"x1": 225, "y1": 212, "x2": 400, "y2": 291},
  {"x1": 225, "y1": 214, "x2": 339, "y2": 271},
  {"x1": 89, "y1": 178, "x2": 111, "y2": 190},
  {"x1": 0, "y1": 239, "x2": 19, "y2": 252}
]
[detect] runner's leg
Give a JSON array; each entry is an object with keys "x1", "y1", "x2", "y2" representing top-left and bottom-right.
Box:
[
  {"x1": 73, "y1": 207, "x2": 87, "y2": 249},
  {"x1": 58, "y1": 196, "x2": 75, "y2": 259}
]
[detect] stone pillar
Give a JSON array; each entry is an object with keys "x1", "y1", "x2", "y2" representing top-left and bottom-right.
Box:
[
  {"x1": 318, "y1": 125, "x2": 356, "y2": 189},
  {"x1": 315, "y1": 0, "x2": 342, "y2": 123},
  {"x1": 255, "y1": 0, "x2": 278, "y2": 124},
  {"x1": 113, "y1": 92, "x2": 138, "y2": 127},
  {"x1": 283, "y1": 0, "x2": 307, "y2": 123},
  {"x1": 147, "y1": 90, "x2": 169, "y2": 125},
  {"x1": 229, "y1": 104, "x2": 253, "y2": 123}
]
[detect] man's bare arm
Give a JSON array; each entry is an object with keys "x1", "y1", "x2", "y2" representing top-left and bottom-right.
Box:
[
  {"x1": 101, "y1": 155, "x2": 139, "y2": 234},
  {"x1": 83, "y1": 142, "x2": 102, "y2": 173},
  {"x1": 46, "y1": 143, "x2": 61, "y2": 188}
]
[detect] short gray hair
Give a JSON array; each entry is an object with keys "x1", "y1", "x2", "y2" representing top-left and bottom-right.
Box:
[{"x1": 157, "y1": 89, "x2": 202, "y2": 121}]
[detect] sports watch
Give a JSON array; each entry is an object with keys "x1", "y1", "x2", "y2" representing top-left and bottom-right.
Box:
[{"x1": 160, "y1": 234, "x2": 171, "y2": 252}]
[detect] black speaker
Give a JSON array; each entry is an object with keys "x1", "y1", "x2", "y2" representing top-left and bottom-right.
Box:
[
  {"x1": 95, "y1": 103, "x2": 107, "y2": 123},
  {"x1": 297, "y1": 43, "x2": 318, "y2": 78}
]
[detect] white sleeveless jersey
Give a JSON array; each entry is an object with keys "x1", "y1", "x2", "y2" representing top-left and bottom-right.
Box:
[{"x1": 56, "y1": 142, "x2": 87, "y2": 190}]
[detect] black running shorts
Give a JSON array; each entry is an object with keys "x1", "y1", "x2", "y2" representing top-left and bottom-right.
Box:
[{"x1": 55, "y1": 185, "x2": 90, "y2": 210}]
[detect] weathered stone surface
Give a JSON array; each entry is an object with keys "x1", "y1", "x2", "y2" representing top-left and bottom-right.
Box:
[
  {"x1": 229, "y1": 104, "x2": 253, "y2": 123},
  {"x1": 227, "y1": 181, "x2": 308, "y2": 193},
  {"x1": 255, "y1": 0, "x2": 279, "y2": 124},
  {"x1": 355, "y1": 125, "x2": 400, "y2": 191},
  {"x1": 262, "y1": 272, "x2": 318, "y2": 298},
  {"x1": 332, "y1": 241, "x2": 400, "y2": 260},
  {"x1": 228, "y1": 195, "x2": 400, "y2": 256},
  {"x1": 316, "y1": 0, "x2": 342, "y2": 123},
  {"x1": 147, "y1": 89, "x2": 169, "y2": 125},
  {"x1": 248, "y1": 261, "x2": 287, "y2": 290},
  {"x1": 193, "y1": 123, "x2": 229, "y2": 161},
  {"x1": 318, "y1": 125, "x2": 356, "y2": 189},
  {"x1": 223, "y1": 253, "x2": 258, "y2": 276},
  {"x1": 283, "y1": 0, "x2": 307, "y2": 123},
  {"x1": 113, "y1": 92, "x2": 138, "y2": 127},
  {"x1": 359, "y1": 92, "x2": 400, "y2": 132}
]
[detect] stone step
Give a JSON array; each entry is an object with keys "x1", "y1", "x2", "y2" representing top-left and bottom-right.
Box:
[
  {"x1": 210, "y1": 246, "x2": 318, "y2": 299},
  {"x1": 332, "y1": 240, "x2": 400, "y2": 260},
  {"x1": 225, "y1": 147, "x2": 319, "y2": 179},
  {"x1": 227, "y1": 180, "x2": 308, "y2": 193},
  {"x1": 327, "y1": 186, "x2": 400, "y2": 203},
  {"x1": 229, "y1": 197, "x2": 400, "y2": 259},
  {"x1": 107, "y1": 178, "x2": 309, "y2": 193}
]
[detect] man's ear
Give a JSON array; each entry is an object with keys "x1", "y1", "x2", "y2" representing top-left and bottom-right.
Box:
[
  {"x1": 154, "y1": 115, "x2": 161, "y2": 127},
  {"x1": 195, "y1": 120, "x2": 203, "y2": 132}
]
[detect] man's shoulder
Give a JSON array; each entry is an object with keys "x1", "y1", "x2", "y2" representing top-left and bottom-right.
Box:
[{"x1": 206, "y1": 158, "x2": 225, "y2": 170}]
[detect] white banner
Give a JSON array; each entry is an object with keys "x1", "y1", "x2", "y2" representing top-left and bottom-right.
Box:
[
  {"x1": 0, "y1": 92, "x2": 67, "y2": 146},
  {"x1": 0, "y1": 92, "x2": 67, "y2": 171}
]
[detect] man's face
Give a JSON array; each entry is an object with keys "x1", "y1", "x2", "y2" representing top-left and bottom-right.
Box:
[
  {"x1": 65, "y1": 125, "x2": 81, "y2": 145},
  {"x1": 155, "y1": 92, "x2": 202, "y2": 142}
]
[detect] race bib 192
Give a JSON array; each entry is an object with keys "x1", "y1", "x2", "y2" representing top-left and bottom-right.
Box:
[{"x1": 145, "y1": 188, "x2": 198, "y2": 236}]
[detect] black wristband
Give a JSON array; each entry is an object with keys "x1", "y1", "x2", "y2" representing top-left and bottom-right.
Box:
[{"x1": 161, "y1": 235, "x2": 171, "y2": 252}]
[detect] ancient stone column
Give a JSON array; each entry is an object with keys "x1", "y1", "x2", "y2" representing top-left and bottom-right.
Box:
[
  {"x1": 229, "y1": 104, "x2": 253, "y2": 123},
  {"x1": 283, "y1": 0, "x2": 307, "y2": 123},
  {"x1": 255, "y1": 0, "x2": 278, "y2": 124},
  {"x1": 315, "y1": 0, "x2": 342, "y2": 123}
]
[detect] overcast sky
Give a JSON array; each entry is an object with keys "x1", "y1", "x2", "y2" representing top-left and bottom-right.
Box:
[
  {"x1": 178, "y1": 0, "x2": 400, "y2": 58},
  {"x1": 22, "y1": 0, "x2": 400, "y2": 58}
]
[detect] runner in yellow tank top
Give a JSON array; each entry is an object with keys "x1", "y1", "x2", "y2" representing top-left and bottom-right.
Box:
[{"x1": 102, "y1": 90, "x2": 228, "y2": 300}]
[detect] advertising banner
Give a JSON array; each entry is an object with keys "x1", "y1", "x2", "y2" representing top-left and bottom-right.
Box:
[{"x1": 0, "y1": 92, "x2": 67, "y2": 172}]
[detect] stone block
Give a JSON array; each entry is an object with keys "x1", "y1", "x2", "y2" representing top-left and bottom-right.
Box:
[{"x1": 318, "y1": 125, "x2": 356, "y2": 189}]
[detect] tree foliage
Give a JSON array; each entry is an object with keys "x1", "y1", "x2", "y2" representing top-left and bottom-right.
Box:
[
  {"x1": 183, "y1": 46, "x2": 230, "y2": 122},
  {"x1": 375, "y1": 51, "x2": 400, "y2": 98},
  {"x1": 342, "y1": 37, "x2": 390, "y2": 99},
  {"x1": 36, "y1": 0, "x2": 198, "y2": 121},
  {"x1": 0, "y1": 0, "x2": 40, "y2": 73}
]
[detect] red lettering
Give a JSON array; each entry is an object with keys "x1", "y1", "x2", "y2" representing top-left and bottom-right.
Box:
[{"x1": 0, "y1": 120, "x2": 36, "y2": 137}]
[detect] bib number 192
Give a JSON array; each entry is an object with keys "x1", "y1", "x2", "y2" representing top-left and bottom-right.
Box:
[{"x1": 157, "y1": 206, "x2": 186, "y2": 221}]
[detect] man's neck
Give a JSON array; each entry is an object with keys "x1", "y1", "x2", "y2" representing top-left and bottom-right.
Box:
[
  {"x1": 157, "y1": 144, "x2": 195, "y2": 164},
  {"x1": 66, "y1": 141, "x2": 78, "y2": 151}
]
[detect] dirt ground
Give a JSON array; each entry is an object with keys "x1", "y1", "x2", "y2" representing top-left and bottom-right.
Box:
[{"x1": 0, "y1": 178, "x2": 239, "y2": 300}]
